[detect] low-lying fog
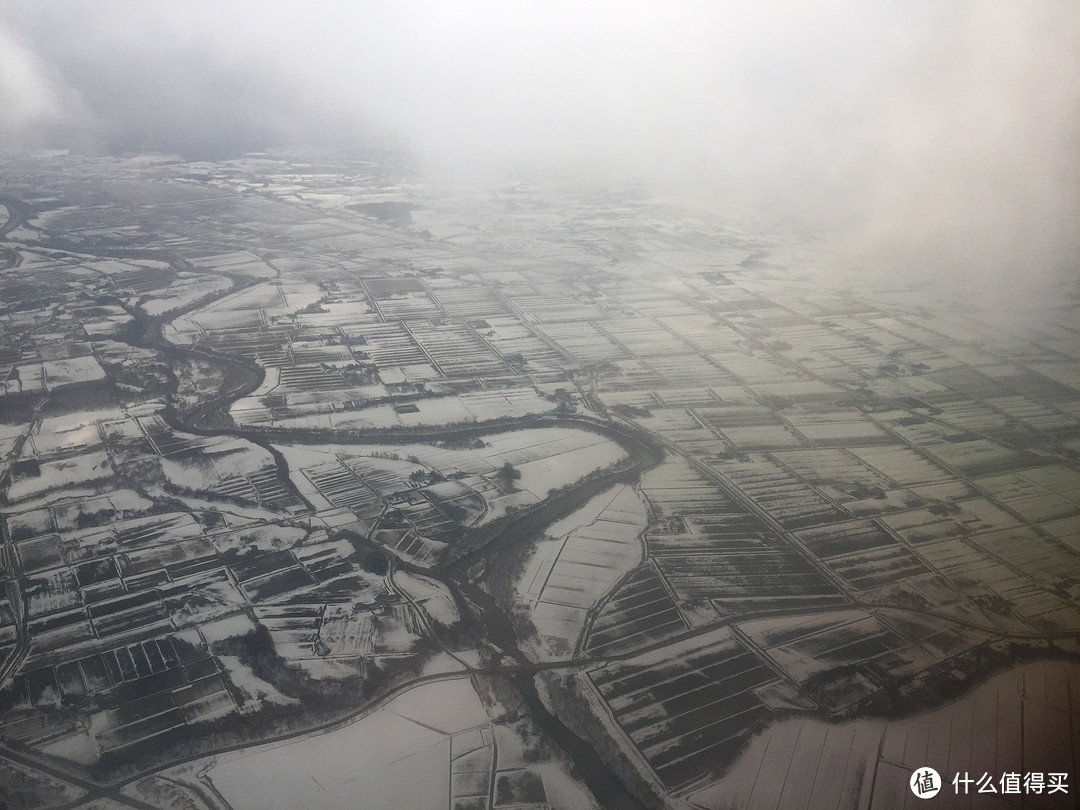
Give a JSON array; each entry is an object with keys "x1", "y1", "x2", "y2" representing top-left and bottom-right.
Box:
[{"x1": 2, "y1": 1, "x2": 1077, "y2": 309}]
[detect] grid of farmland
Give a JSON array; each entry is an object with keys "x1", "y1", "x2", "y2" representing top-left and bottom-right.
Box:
[
  {"x1": 589, "y1": 632, "x2": 780, "y2": 790},
  {"x1": 407, "y1": 321, "x2": 509, "y2": 377},
  {"x1": 528, "y1": 485, "x2": 644, "y2": 650},
  {"x1": 425, "y1": 280, "x2": 509, "y2": 319},
  {"x1": 470, "y1": 314, "x2": 568, "y2": 370},
  {"x1": 695, "y1": 405, "x2": 807, "y2": 451},
  {"x1": 302, "y1": 461, "x2": 384, "y2": 520},
  {"x1": 536, "y1": 321, "x2": 629, "y2": 365},
  {"x1": 364, "y1": 277, "x2": 444, "y2": 321},
  {"x1": 200, "y1": 326, "x2": 294, "y2": 361},
  {"x1": 713, "y1": 456, "x2": 850, "y2": 529},
  {"x1": 5, "y1": 151, "x2": 1080, "y2": 802},
  {"x1": 796, "y1": 520, "x2": 931, "y2": 593},
  {"x1": 641, "y1": 460, "x2": 777, "y2": 554},
  {"x1": 583, "y1": 564, "x2": 687, "y2": 656},
  {"x1": 654, "y1": 549, "x2": 842, "y2": 610},
  {"x1": 211, "y1": 468, "x2": 300, "y2": 510},
  {"x1": 275, "y1": 365, "x2": 347, "y2": 392},
  {"x1": 501, "y1": 284, "x2": 605, "y2": 323},
  {"x1": 346, "y1": 322, "x2": 430, "y2": 367}
]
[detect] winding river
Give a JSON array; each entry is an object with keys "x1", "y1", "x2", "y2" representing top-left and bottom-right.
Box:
[{"x1": 117, "y1": 276, "x2": 656, "y2": 808}]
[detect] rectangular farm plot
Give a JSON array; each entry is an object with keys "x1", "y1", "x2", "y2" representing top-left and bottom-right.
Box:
[
  {"x1": 391, "y1": 494, "x2": 463, "y2": 544},
  {"x1": 584, "y1": 563, "x2": 688, "y2": 657},
  {"x1": 407, "y1": 321, "x2": 509, "y2": 378},
  {"x1": 598, "y1": 318, "x2": 699, "y2": 361},
  {"x1": 880, "y1": 507, "x2": 974, "y2": 545},
  {"x1": 1013, "y1": 464, "x2": 1080, "y2": 494},
  {"x1": 24, "y1": 569, "x2": 81, "y2": 618},
  {"x1": 737, "y1": 610, "x2": 938, "y2": 708},
  {"x1": 634, "y1": 407, "x2": 722, "y2": 449},
  {"x1": 365, "y1": 280, "x2": 443, "y2": 321},
  {"x1": 819, "y1": 545, "x2": 929, "y2": 593},
  {"x1": 1041, "y1": 515, "x2": 1080, "y2": 554},
  {"x1": 640, "y1": 459, "x2": 777, "y2": 553},
  {"x1": 345, "y1": 322, "x2": 427, "y2": 365},
  {"x1": 318, "y1": 605, "x2": 375, "y2": 657},
  {"x1": 5, "y1": 509, "x2": 55, "y2": 544},
  {"x1": 924, "y1": 439, "x2": 1040, "y2": 477},
  {"x1": 654, "y1": 548, "x2": 842, "y2": 613},
  {"x1": 90, "y1": 663, "x2": 233, "y2": 753},
  {"x1": 503, "y1": 284, "x2": 605, "y2": 323},
  {"x1": 934, "y1": 401, "x2": 1013, "y2": 435},
  {"x1": 535, "y1": 321, "x2": 629, "y2": 365},
  {"x1": 848, "y1": 446, "x2": 953, "y2": 485},
  {"x1": 795, "y1": 520, "x2": 929, "y2": 592},
  {"x1": 255, "y1": 604, "x2": 324, "y2": 658},
  {"x1": 302, "y1": 460, "x2": 383, "y2": 520},
  {"x1": 596, "y1": 320, "x2": 733, "y2": 388},
  {"x1": 717, "y1": 423, "x2": 806, "y2": 451},
  {"x1": 456, "y1": 388, "x2": 558, "y2": 422},
  {"x1": 529, "y1": 485, "x2": 645, "y2": 652},
  {"x1": 977, "y1": 465, "x2": 1080, "y2": 524},
  {"x1": 297, "y1": 460, "x2": 480, "y2": 551},
  {"x1": 759, "y1": 615, "x2": 929, "y2": 678},
  {"x1": 273, "y1": 365, "x2": 347, "y2": 393},
  {"x1": 6, "y1": 450, "x2": 114, "y2": 502},
  {"x1": 294, "y1": 388, "x2": 556, "y2": 429},
  {"x1": 694, "y1": 405, "x2": 806, "y2": 451},
  {"x1": 647, "y1": 353, "x2": 735, "y2": 388},
  {"x1": 712, "y1": 456, "x2": 849, "y2": 529},
  {"x1": 112, "y1": 513, "x2": 204, "y2": 549},
  {"x1": 235, "y1": 557, "x2": 317, "y2": 603},
  {"x1": 772, "y1": 449, "x2": 893, "y2": 500},
  {"x1": 384, "y1": 530, "x2": 445, "y2": 564},
  {"x1": 797, "y1": 521, "x2": 896, "y2": 559},
  {"x1": 423, "y1": 480, "x2": 486, "y2": 526},
  {"x1": 16, "y1": 534, "x2": 65, "y2": 573},
  {"x1": 470, "y1": 314, "x2": 567, "y2": 371},
  {"x1": 967, "y1": 526, "x2": 1080, "y2": 590},
  {"x1": 648, "y1": 388, "x2": 722, "y2": 408},
  {"x1": 915, "y1": 537, "x2": 1078, "y2": 629},
  {"x1": 535, "y1": 542, "x2": 634, "y2": 609},
  {"x1": 198, "y1": 325, "x2": 292, "y2": 362},
  {"x1": 26, "y1": 608, "x2": 94, "y2": 657},
  {"x1": 424, "y1": 280, "x2": 509, "y2": 320},
  {"x1": 589, "y1": 631, "x2": 780, "y2": 790},
  {"x1": 594, "y1": 357, "x2": 667, "y2": 391},
  {"x1": 52, "y1": 633, "x2": 237, "y2": 755},
  {"x1": 87, "y1": 589, "x2": 170, "y2": 638},
  {"x1": 995, "y1": 492, "x2": 1080, "y2": 523}
]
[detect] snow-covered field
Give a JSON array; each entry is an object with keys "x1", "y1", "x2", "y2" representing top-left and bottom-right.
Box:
[
  {"x1": 7, "y1": 449, "x2": 113, "y2": 502},
  {"x1": 687, "y1": 660, "x2": 1080, "y2": 810},
  {"x1": 277, "y1": 426, "x2": 628, "y2": 530},
  {"x1": 516, "y1": 484, "x2": 646, "y2": 657},
  {"x1": 140, "y1": 272, "x2": 231, "y2": 316},
  {"x1": 233, "y1": 387, "x2": 558, "y2": 429},
  {"x1": 42, "y1": 356, "x2": 107, "y2": 390},
  {"x1": 206, "y1": 678, "x2": 489, "y2": 810}
]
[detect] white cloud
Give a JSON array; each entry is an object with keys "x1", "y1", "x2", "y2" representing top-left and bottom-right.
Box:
[
  {"x1": 0, "y1": 23, "x2": 72, "y2": 143},
  {"x1": 1, "y1": 1, "x2": 1077, "y2": 297}
]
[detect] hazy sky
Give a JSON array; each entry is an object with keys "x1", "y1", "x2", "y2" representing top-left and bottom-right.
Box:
[{"x1": 1, "y1": 1, "x2": 1078, "y2": 300}]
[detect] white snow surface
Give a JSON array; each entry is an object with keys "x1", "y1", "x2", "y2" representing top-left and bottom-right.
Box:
[{"x1": 207, "y1": 678, "x2": 487, "y2": 810}]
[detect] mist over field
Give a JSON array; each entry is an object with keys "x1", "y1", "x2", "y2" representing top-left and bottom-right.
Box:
[
  {"x1": 1, "y1": 1, "x2": 1078, "y2": 301},
  {"x1": 4, "y1": 7, "x2": 1080, "y2": 805}
]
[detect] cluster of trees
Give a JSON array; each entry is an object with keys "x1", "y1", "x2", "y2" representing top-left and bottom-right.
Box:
[{"x1": 496, "y1": 462, "x2": 521, "y2": 486}]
